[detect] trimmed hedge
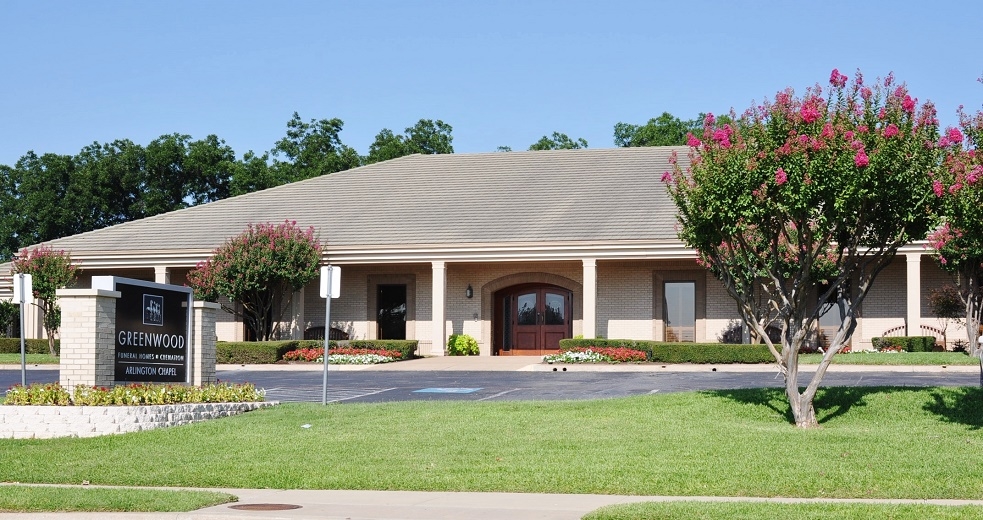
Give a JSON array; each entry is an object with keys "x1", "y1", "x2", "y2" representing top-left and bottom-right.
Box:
[
  {"x1": 349, "y1": 340, "x2": 418, "y2": 360},
  {"x1": 216, "y1": 341, "x2": 302, "y2": 364},
  {"x1": 0, "y1": 338, "x2": 59, "y2": 355},
  {"x1": 216, "y1": 339, "x2": 419, "y2": 364},
  {"x1": 871, "y1": 336, "x2": 938, "y2": 352},
  {"x1": 558, "y1": 338, "x2": 773, "y2": 364}
]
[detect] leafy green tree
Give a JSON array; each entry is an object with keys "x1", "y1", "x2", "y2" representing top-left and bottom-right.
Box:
[
  {"x1": 404, "y1": 119, "x2": 454, "y2": 155},
  {"x1": 229, "y1": 151, "x2": 277, "y2": 196},
  {"x1": 10, "y1": 152, "x2": 87, "y2": 246},
  {"x1": 0, "y1": 164, "x2": 21, "y2": 260},
  {"x1": 186, "y1": 220, "x2": 322, "y2": 341},
  {"x1": 664, "y1": 69, "x2": 941, "y2": 428},
  {"x1": 11, "y1": 246, "x2": 79, "y2": 355},
  {"x1": 528, "y1": 132, "x2": 587, "y2": 150},
  {"x1": 614, "y1": 112, "x2": 699, "y2": 147},
  {"x1": 927, "y1": 104, "x2": 983, "y2": 366},
  {"x1": 139, "y1": 133, "x2": 236, "y2": 217},
  {"x1": 270, "y1": 112, "x2": 360, "y2": 181},
  {"x1": 0, "y1": 300, "x2": 17, "y2": 337},
  {"x1": 74, "y1": 139, "x2": 145, "y2": 229},
  {"x1": 364, "y1": 119, "x2": 454, "y2": 164},
  {"x1": 614, "y1": 112, "x2": 734, "y2": 147}
]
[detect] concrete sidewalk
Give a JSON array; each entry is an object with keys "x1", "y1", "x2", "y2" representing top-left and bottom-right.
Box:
[{"x1": 6, "y1": 487, "x2": 983, "y2": 520}]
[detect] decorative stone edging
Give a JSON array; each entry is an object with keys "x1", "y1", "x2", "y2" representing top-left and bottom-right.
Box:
[{"x1": 0, "y1": 402, "x2": 276, "y2": 439}]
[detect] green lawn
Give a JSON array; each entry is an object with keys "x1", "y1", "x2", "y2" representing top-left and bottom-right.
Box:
[
  {"x1": 2, "y1": 386, "x2": 981, "y2": 500},
  {"x1": 0, "y1": 354, "x2": 60, "y2": 365},
  {"x1": 800, "y1": 351, "x2": 980, "y2": 365},
  {"x1": 0, "y1": 485, "x2": 235, "y2": 512},
  {"x1": 584, "y1": 501, "x2": 983, "y2": 520}
]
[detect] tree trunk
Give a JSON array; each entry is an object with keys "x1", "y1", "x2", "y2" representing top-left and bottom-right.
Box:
[
  {"x1": 784, "y1": 357, "x2": 820, "y2": 428},
  {"x1": 47, "y1": 334, "x2": 56, "y2": 357},
  {"x1": 788, "y1": 390, "x2": 818, "y2": 428}
]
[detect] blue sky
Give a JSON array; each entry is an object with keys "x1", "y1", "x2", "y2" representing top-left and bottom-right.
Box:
[{"x1": 1, "y1": 1, "x2": 981, "y2": 167}]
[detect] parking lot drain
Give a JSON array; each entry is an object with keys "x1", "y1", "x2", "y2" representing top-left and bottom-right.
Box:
[{"x1": 229, "y1": 503, "x2": 303, "y2": 511}]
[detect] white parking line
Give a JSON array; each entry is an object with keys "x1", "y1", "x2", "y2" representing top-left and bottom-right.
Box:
[
  {"x1": 478, "y1": 388, "x2": 523, "y2": 401},
  {"x1": 264, "y1": 387, "x2": 397, "y2": 403}
]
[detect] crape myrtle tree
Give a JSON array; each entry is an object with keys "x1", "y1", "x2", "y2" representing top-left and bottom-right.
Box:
[
  {"x1": 11, "y1": 246, "x2": 80, "y2": 355},
  {"x1": 187, "y1": 220, "x2": 322, "y2": 341},
  {"x1": 926, "y1": 102, "x2": 983, "y2": 375},
  {"x1": 664, "y1": 69, "x2": 942, "y2": 428}
]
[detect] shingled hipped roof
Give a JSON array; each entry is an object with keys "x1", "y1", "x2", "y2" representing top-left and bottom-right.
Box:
[{"x1": 37, "y1": 146, "x2": 688, "y2": 252}]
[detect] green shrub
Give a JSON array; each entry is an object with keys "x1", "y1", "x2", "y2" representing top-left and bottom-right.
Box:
[
  {"x1": 4, "y1": 381, "x2": 264, "y2": 405},
  {"x1": 0, "y1": 338, "x2": 59, "y2": 355},
  {"x1": 216, "y1": 339, "x2": 418, "y2": 364},
  {"x1": 650, "y1": 343, "x2": 773, "y2": 363},
  {"x1": 349, "y1": 340, "x2": 419, "y2": 359},
  {"x1": 446, "y1": 334, "x2": 479, "y2": 356},
  {"x1": 871, "y1": 336, "x2": 937, "y2": 353},
  {"x1": 216, "y1": 341, "x2": 299, "y2": 364},
  {"x1": 558, "y1": 339, "x2": 773, "y2": 364}
]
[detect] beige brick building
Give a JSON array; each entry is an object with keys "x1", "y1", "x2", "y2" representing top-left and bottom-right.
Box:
[{"x1": 0, "y1": 147, "x2": 956, "y2": 354}]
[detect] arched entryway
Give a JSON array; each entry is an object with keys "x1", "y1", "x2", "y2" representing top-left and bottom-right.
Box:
[{"x1": 494, "y1": 283, "x2": 573, "y2": 356}]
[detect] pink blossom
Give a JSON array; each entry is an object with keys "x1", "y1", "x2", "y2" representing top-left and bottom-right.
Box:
[
  {"x1": 704, "y1": 113, "x2": 715, "y2": 126},
  {"x1": 967, "y1": 165, "x2": 982, "y2": 184},
  {"x1": 775, "y1": 167, "x2": 787, "y2": 185},
  {"x1": 686, "y1": 133, "x2": 702, "y2": 147},
  {"x1": 712, "y1": 128, "x2": 731, "y2": 148},
  {"x1": 878, "y1": 108, "x2": 886, "y2": 120},
  {"x1": 661, "y1": 171, "x2": 674, "y2": 184},
  {"x1": 932, "y1": 180, "x2": 945, "y2": 197},
  {"x1": 861, "y1": 87, "x2": 872, "y2": 101},
  {"x1": 945, "y1": 127, "x2": 964, "y2": 145},
  {"x1": 858, "y1": 125, "x2": 869, "y2": 134},
  {"x1": 800, "y1": 102, "x2": 821, "y2": 123},
  {"x1": 844, "y1": 130, "x2": 855, "y2": 141},
  {"x1": 829, "y1": 68, "x2": 848, "y2": 88},
  {"x1": 821, "y1": 123, "x2": 834, "y2": 138},
  {"x1": 883, "y1": 124, "x2": 899, "y2": 138},
  {"x1": 949, "y1": 183, "x2": 963, "y2": 194},
  {"x1": 902, "y1": 95, "x2": 916, "y2": 114},
  {"x1": 854, "y1": 150, "x2": 869, "y2": 167}
]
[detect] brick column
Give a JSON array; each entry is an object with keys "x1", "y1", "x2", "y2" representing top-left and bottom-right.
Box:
[
  {"x1": 191, "y1": 301, "x2": 220, "y2": 386},
  {"x1": 431, "y1": 261, "x2": 446, "y2": 356},
  {"x1": 582, "y1": 258, "x2": 597, "y2": 338},
  {"x1": 906, "y1": 253, "x2": 921, "y2": 336},
  {"x1": 154, "y1": 266, "x2": 171, "y2": 284},
  {"x1": 56, "y1": 288, "x2": 121, "y2": 390}
]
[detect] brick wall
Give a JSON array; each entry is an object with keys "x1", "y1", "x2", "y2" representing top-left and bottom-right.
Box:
[{"x1": 0, "y1": 402, "x2": 274, "y2": 439}]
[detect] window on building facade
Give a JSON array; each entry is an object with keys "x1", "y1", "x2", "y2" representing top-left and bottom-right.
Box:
[
  {"x1": 664, "y1": 281, "x2": 695, "y2": 342},
  {"x1": 377, "y1": 284, "x2": 407, "y2": 340}
]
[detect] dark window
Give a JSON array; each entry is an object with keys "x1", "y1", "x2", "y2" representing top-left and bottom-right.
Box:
[{"x1": 377, "y1": 284, "x2": 407, "y2": 340}]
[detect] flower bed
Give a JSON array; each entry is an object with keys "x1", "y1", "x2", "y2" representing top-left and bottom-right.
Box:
[
  {"x1": 281, "y1": 346, "x2": 404, "y2": 364},
  {"x1": 544, "y1": 346, "x2": 647, "y2": 364}
]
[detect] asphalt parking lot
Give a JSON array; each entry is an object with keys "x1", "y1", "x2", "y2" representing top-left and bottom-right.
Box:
[{"x1": 3, "y1": 365, "x2": 976, "y2": 404}]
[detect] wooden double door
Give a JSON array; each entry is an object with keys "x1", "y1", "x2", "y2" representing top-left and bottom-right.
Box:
[{"x1": 495, "y1": 284, "x2": 572, "y2": 356}]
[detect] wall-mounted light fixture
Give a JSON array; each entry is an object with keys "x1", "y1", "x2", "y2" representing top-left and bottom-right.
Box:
[{"x1": 465, "y1": 284, "x2": 473, "y2": 299}]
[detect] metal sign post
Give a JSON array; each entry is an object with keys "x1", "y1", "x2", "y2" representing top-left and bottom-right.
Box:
[
  {"x1": 13, "y1": 274, "x2": 33, "y2": 387},
  {"x1": 320, "y1": 265, "x2": 341, "y2": 405}
]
